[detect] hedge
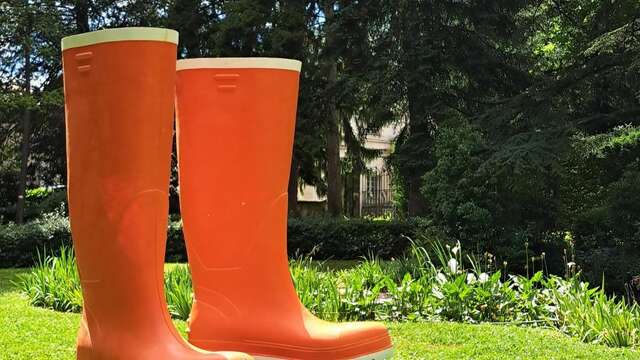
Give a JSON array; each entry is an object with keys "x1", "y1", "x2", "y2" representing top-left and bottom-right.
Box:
[
  {"x1": 1, "y1": 213, "x2": 430, "y2": 268},
  {"x1": 576, "y1": 246, "x2": 640, "y2": 293},
  {"x1": 0, "y1": 213, "x2": 71, "y2": 267},
  {"x1": 286, "y1": 217, "x2": 433, "y2": 260}
]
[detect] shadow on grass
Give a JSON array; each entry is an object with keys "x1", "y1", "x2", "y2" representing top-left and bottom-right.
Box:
[{"x1": 0, "y1": 268, "x2": 29, "y2": 295}]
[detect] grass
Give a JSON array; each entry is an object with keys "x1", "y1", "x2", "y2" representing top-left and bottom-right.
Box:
[{"x1": 1, "y1": 268, "x2": 638, "y2": 359}]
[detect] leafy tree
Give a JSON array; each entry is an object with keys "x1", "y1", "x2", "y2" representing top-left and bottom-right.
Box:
[{"x1": 0, "y1": 0, "x2": 69, "y2": 222}]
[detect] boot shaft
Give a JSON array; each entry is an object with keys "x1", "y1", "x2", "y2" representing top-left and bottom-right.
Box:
[
  {"x1": 175, "y1": 59, "x2": 301, "y2": 272},
  {"x1": 63, "y1": 26, "x2": 178, "y2": 337},
  {"x1": 175, "y1": 57, "x2": 303, "y2": 336}
]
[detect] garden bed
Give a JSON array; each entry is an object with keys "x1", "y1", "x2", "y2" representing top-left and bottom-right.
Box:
[
  {"x1": 8, "y1": 239, "x2": 640, "y2": 357},
  {"x1": 0, "y1": 268, "x2": 637, "y2": 359}
]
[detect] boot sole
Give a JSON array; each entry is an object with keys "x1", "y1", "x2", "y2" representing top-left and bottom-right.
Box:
[{"x1": 252, "y1": 346, "x2": 394, "y2": 360}]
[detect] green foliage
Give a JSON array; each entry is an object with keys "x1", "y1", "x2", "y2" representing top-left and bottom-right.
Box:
[
  {"x1": 421, "y1": 119, "x2": 495, "y2": 248},
  {"x1": 0, "y1": 1, "x2": 69, "y2": 213},
  {"x1": 1, "y1": 0, "x2": 639, "y2": 301},
  {"x1": 164, "y1": 264, "x2": 194, "y2": 321},
  {"x1": 565, "y1": 125, "x2": 640, "y2": 290},
  {"x1": 550, "y1": 277, "x2": 640, "y2": 348},
  {"x1": 16, "y1": 246, "x2": 81, "y2": 313},
  {"x1": 19, "y1": 241, "x2": 640, "y2": 349},
  {"x1": 1, "y1": 187, "x2": 67, "y2": 223},
  {"x1": 576, "y1": 246, "x2": 640, "y2": 295},
  {"x1": 420, "y1": 118, "x2": 570, "y2": 275},
  {"x1": 390, "y1": 0, "x2": 640, "y2": 292},
  {"x1": 3, "y1": 268, "x2": 638, "y2": 360},
  {"x1": 28, "y1": 189, "x2": 67, "y2": 218},
  {"x1": 572, "y1": 168, "x2": 640, "y2": 251},
  {"x1": 16, "y1": 255, "x2": 197, "y2": 321},
  {"x1": 579, "y1": 125, "x2": 640, "y2": 158},
  {"x1": 165, "y1": 219, "x2": 187, "y2": 262},
  {"x1": 287, "y1": 217, "x2": 435, "y2": 260},
  {"x1": 290, "y1": 257, "x2": 342, "y2": 321},
  {"x1": 1, "y1": 215, "x2": 436, "y2": 267},
  {"x1": 25, "y1": 187, "x2": 52, "y2": 200},
  {"x1": 0, "y1": 211, "x2": 70, "y2": 267}
]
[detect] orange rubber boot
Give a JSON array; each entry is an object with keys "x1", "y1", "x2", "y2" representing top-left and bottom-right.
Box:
[
  {"x1": 63, "y1": 28, "x2": 251, "y2": 360},
  {"x1": 175, "y1": 58, "x2": 393, "y2": 360}
]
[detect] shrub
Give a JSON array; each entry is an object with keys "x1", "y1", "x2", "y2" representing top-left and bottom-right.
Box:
[
  {"x1": 166, "y1": 219, "x2": 187, "y2": 262},
  {"x1": 1, "y1": 187, "x2": 68, "y2": 223},
  {"x1": 286, "y1": 217, "x2": 435, "y2": 260},
  {"x1": 0, "y1": 214, "x2": 185, "y2": 267},
  {"x1": 0, "y1": 211, "x2": 71, "y2": 267},
  {"x1": 27, "y1": 189, "x2": 68, "y2": 218},
  {"x1": 572, "y1": 170, "x2": 640, "y2": 292},
  {"x1": 2, "y1": 216, "x2": 433, "y2": 267},
  {"x1": 576, "y1": 246, "x2": 640, "y2": 293}
]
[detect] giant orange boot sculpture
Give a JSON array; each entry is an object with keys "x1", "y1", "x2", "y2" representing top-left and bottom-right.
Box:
[
  {"x1": 175, "y1": 58, "x2": 393, "y2": 360},
  {"x1": 63, "y1": 28, "x2": 252, "y2": 360}
]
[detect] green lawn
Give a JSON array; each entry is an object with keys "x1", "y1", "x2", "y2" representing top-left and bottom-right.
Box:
[{"x1": 1, "y1": 268, "x2": 638, "y2": 359}]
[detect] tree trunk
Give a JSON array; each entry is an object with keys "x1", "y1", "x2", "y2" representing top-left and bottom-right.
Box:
[
  {"x1": 16, "y1": 39, "x2": 32, "y2": 224},
  {"x1": 322, "y1": 1, "x2": 342, "y2": 217},
  {"x1": 352, "y1": 164, "x2": 362, "y2": 217},
  {"x1": 397, "y1": 1, "x2": 432, "y2": 217},
  {"x1": 404, "y1": 86, "x2": 430, "y2": 217},
  {"x1": 288, "y1": 156, "x2": 300, "y2": 216},
  {"x1": 406, "y1": 175, "x2": 426, "y2": 216},
  {"x1": 325, "y1": 104, "x2": 342, "y2": 217},
  {"x1": 271, "y1": 0, "x2": 307, "y2": 216},
  {"x1": 74, "y1": 0, "x2": 90, "y2": 33},
  {"x1": 278, "y1": 0, "x2": 305, "y2": 218}
]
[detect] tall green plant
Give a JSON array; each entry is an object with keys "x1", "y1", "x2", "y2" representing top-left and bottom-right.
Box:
[
  {"x1": 550, "y1": 277, "x2": 640, "y2": 348},
  {"x1": 16, "y1": 246, "x2": 82, "y2": 312},
  {"x1": 164, "y1": 264, "x2": 194, "y2": 321}
]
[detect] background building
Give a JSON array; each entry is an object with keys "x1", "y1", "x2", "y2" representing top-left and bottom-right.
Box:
[{"x1": 297, "y1": 124, "x2": 400, "y2": 217}]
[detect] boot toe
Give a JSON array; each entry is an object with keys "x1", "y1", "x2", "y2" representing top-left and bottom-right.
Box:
[{"x1": 335, "y1": 321, "x2": 393, "y2": 358}]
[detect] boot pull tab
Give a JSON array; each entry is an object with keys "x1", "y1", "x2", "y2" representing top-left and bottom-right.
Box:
[
  {"x1": 214, "y1": 73, "x2": 239, "y2": 91},
  {"x1": 75, "y1": 51, "x2": 93, "y2": 72}
]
